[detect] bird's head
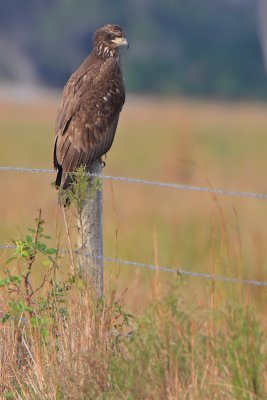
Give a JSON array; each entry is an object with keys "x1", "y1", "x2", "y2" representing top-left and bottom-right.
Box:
[{"x1": 94, "y1": 24, "x2": 128, "y2": 59}]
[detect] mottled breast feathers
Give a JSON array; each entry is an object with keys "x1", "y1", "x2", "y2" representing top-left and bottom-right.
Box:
[{"x1": 53, "y1": 24, "x2": 127, "y2": 195}]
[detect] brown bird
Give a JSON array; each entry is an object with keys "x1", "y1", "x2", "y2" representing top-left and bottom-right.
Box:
[{"x1": 53, "y1": 24, "x2": 128, "y2": 204}]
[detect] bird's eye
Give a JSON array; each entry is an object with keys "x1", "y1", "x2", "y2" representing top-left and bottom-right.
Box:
[{"x1": 109, "y1": 34, "x2": 116, "y2": 40}]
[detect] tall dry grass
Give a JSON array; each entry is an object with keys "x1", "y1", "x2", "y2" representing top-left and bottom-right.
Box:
[{"x1": 0, "y1": 273, "x2": 266, "y2": 399}]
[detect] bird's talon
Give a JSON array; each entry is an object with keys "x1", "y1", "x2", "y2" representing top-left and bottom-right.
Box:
[{"x1": 99, "y1": 157, "x2": 106, "y2": 168}]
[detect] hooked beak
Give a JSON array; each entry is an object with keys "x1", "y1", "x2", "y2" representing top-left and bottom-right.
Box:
[{"x1": 112, "y1": 36, "x2": 129, "y2": 49}]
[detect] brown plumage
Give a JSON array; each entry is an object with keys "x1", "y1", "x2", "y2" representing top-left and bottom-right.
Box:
[{"x1": 53, "y1": 24, "x2": 128, "y2": 204}]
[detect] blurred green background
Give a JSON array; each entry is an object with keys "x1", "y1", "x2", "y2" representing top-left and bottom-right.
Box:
[{"x1": 1, "y1": 0, "x2": 267, "y2": 97}]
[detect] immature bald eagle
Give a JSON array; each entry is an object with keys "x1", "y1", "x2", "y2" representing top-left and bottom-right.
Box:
[{"x1": 53, "y1": 24, "x2": 128, "y2": 204}]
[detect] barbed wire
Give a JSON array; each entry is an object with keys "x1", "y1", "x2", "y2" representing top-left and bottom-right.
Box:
[
  {"x1": 0, "y1": 166, "x2": 54, "y2": 174},
  {"x1": 1, "y1": 165, "x2": 267, "y2": 287},
  {"x1": 1, "y1": 165, "x2": 267, "y2": 200},
  {"x1": 0, "y1": 244, "x2": 266, "y2": 287}
]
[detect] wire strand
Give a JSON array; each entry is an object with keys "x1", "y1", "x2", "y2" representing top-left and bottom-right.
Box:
[
  {"x1": 1, "y1": 165, "x2": 267, "y2": 287},
  {"x1": 1, "y1": 165, "x2": 267, "y2": 200},
  {"x1": 1, "y1": 244, "x2": 266, "y2": 287}
]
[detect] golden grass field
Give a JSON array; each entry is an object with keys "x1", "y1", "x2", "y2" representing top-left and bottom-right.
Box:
[
  {"x1": 0, "y1": 90, "x2": 267, "y2": 399},
  {"x1": 0, "y1": 91, "x2": 267, "y2": 312}
]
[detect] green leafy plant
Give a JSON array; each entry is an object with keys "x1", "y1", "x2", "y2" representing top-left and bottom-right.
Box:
[
  {"x1": 0, "y1": 210, "x2": 73, "y2": 338},
  {"x1": 58, "y1": 165, "x2": 102, "y2": 210}
]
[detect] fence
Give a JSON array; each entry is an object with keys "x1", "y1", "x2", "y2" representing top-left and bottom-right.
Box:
[
  {"x1": 1, "y1": 165, "x2": 267, "y2": 200},
  {"x1": 1, "y1": 165, "x2": 267, "y2": 289}
]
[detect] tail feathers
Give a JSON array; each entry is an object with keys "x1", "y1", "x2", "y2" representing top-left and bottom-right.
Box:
[
  {"x1": 55, "y1": 166, "x2": 62, "y2": 188},
  {"x1": 59, "y1": 173, "x2": 74, "y2": 207},
  {"x1": 55, "y1": 169, "x2": 74, "y2": 207}
]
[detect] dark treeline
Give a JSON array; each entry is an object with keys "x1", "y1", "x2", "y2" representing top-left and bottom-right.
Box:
[{"x1": 0, "y1": 0, "x2": 266, "y2": 98}]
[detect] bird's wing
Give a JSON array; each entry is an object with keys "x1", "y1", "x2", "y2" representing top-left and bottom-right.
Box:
[
  {"x1": 54, "y1": 57, "x2": 125, "y2": 186},
  {"x1": 55, "y1": 55, "x2": 98, "y2": 137}
]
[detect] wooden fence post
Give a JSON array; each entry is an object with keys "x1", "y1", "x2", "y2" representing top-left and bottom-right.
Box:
[{"x1": 77, "y1": 160, "x2": 104, "y2": 297}]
